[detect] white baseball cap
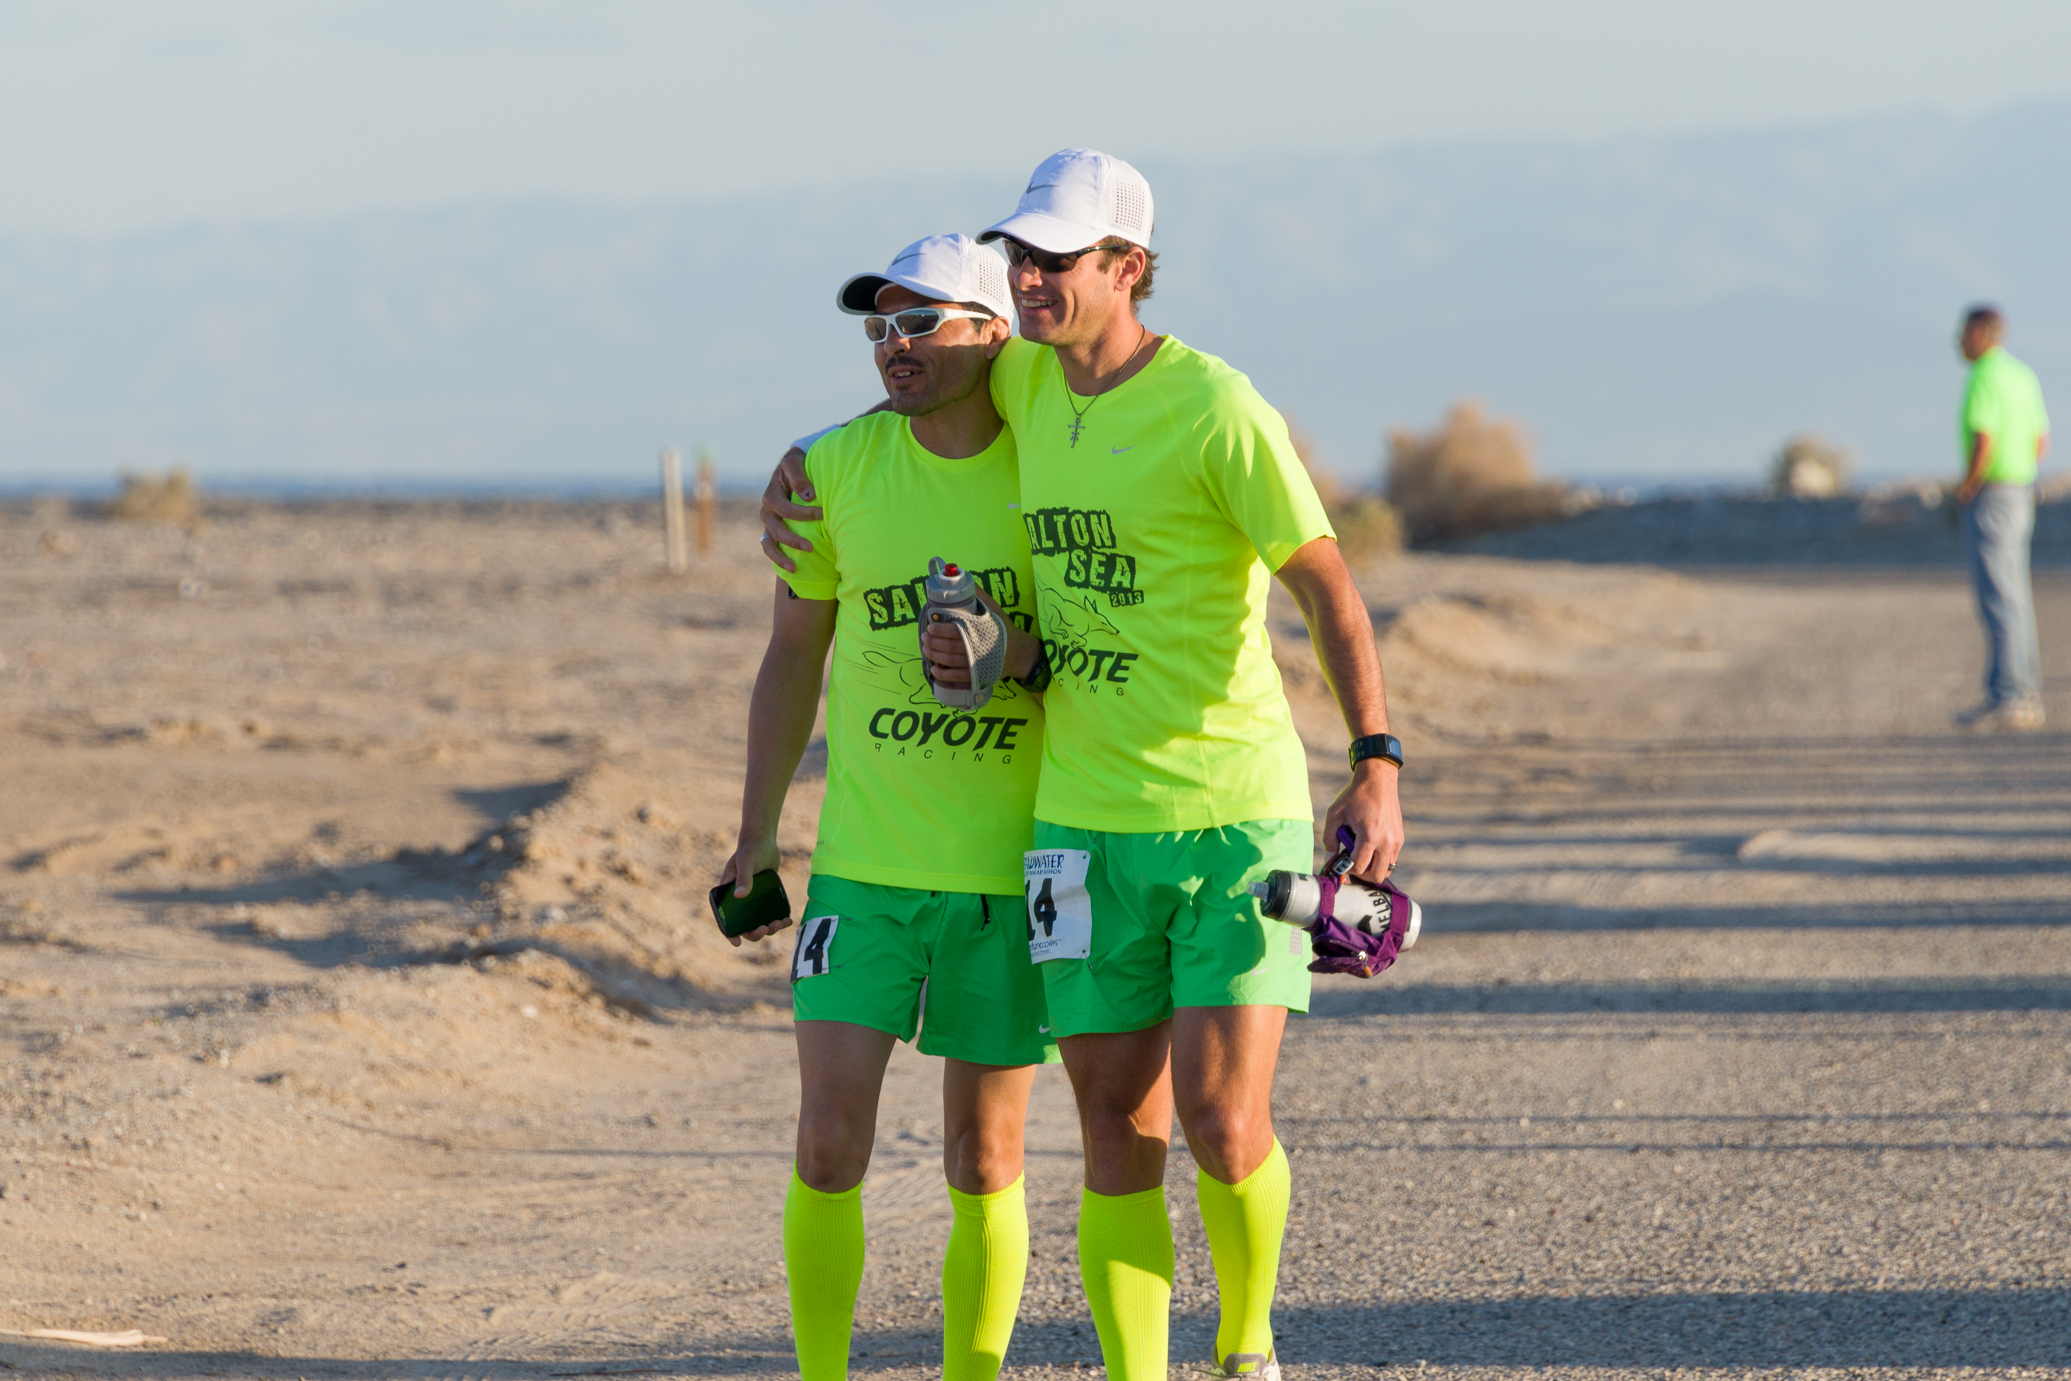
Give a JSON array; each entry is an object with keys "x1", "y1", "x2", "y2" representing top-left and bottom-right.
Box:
[
  {"x1": 979, "y1": 148, "x2": 1155, "y2": 253},
  {"x1": 837, "y1": 233, "x2": 1012, "y2": 318}
]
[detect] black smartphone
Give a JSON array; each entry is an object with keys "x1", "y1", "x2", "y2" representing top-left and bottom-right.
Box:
[{"x1": 709, "y1": 869, "x2": 791, "y2": 938}]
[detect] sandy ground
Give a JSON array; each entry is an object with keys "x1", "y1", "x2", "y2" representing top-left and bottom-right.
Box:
[{"x1": 1, "y1": 498, "x2": 2067, "y2": 1381}]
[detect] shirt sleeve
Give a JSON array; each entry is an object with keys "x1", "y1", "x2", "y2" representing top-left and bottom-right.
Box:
[
  {"x1": 988, "y1": 336, "x2": 1042, "y2": 434},
  {"x1": 1963, "y1": 365, "x2": 2003, "y2": 443},
  {"x1": 1196, "y1": 389, "x2": 1336, "y2": 571},
  {"x1": 776, "y1": 442, "x2": 839, "y2": 601}
]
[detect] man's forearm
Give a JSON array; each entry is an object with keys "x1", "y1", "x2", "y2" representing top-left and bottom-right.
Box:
[
  {"x1": 739, "y1": 642, "x2": 829, "y2": 844},
  {"x1": 1277, "y1": 537, "x2": 1404, "y2": 878},
  {"x1": 1278, "y1": 541, "x2": 1389, "y2": 737},
  {"x1": 1965, "y1": 434, "x2": 1992, "y2": 488},
  {"x1": 1005, "y1": 622, "x2": 1043, "y2": 682},
  {"x1": 1311, "y1": 605, "x2": 1389, "y2": 737}
]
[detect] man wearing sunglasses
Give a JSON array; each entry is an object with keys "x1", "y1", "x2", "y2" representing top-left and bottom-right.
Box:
[
  {"x1": 722, "y1": 232, "x2": 1058, "y2": 1381},
  {"x1": 762, "y1": 150, "x2": 1405, "y2": 1381}
]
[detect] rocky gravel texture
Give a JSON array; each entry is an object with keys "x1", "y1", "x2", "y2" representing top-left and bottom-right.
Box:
[{"x1": 1, "y1": 498, "x2": 2066, "y2": 1380}]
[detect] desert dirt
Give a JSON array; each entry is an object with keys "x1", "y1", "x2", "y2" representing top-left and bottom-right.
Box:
[{"x1": 2, "y1": 497, "x2": 2067, "y2": 1380}]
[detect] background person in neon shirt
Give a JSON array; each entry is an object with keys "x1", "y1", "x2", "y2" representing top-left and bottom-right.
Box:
[{"x1": 1953, "y1": 304, "x2": 2052, "y2": 731}]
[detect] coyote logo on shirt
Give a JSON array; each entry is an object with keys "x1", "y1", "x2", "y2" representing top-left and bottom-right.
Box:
[
  {"x1": 850, "y1": 648, "x2": 1024, "y2": 707},
  {"x1": 1040, "y1": 593, "x2": 1140, "y2": 693}
]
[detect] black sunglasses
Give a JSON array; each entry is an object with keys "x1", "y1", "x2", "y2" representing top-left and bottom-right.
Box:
[{"x1": 1000, "y1": 238, "x2": 1128, "y2": 275}]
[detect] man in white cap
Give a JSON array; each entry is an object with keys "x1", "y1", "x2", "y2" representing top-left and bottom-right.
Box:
[
  {"x1": 721, "y1": 232, "x2": 1059, "y2": 1381},
  {"x1": 760, "y1": 151, "x2": 1405, "y2": 1381}
]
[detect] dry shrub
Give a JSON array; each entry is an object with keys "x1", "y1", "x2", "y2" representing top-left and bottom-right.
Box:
[
  {"x1": 1331, "y1": 496, "x2": 1406, "y2": 559},
  {"x1": 1770, "y1": 435, "x2": 1850, "y2": 498},
  {"x1": 1386, "y1": 402, "x2": 1567, "y2": 542},
  {"x1": 107, "y1": 468, "x2": 198, "y2": 524},
  {"x1": 1284, "y1": 413, "x2": 1404, "y2": 561}
]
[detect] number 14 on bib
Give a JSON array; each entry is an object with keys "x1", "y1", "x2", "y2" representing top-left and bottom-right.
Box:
[{"x1": 1024, "y1": 848, "x2": 1092, "y2": 963}]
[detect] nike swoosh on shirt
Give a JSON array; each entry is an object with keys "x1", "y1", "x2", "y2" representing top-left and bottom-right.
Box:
[
  {"x1": 1112, "y1": 446, "x2": 1134, "y2": 454},
  {"x1": 1009, "y1": 503, "x2": 1021, "y2": 509}
]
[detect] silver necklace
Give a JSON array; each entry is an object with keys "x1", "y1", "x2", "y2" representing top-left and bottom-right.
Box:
[{"x1": 1064, "y1": 325, "x2": 1148, "y2": 449}]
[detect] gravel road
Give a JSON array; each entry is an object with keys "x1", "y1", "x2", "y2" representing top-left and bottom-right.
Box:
[{"x1": 1, "y1": 499, "x2": 2066, "y2": 1380}]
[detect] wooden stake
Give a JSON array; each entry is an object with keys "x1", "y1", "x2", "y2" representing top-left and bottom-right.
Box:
[
  {"x1": 695, "y1": 448, "x2": 717, "y2": 553},
  {"x1": 660, "y1": 446, "x2": 688, "y2": 573}
]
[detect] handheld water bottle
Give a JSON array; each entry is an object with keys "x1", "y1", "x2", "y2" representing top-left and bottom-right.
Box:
[
  {"x1": 1250, "y1": 826, "x2": 1420, "y2": 977},
  {"x1": 922, "y1": 557, "x2": 1006, "y2": 709}
]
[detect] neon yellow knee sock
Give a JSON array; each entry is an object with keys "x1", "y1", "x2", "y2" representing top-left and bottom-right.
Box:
[
  {"x1": 784, "y1": 1169, "x2": 866, "y2": 1381},
  {"x1": 941, "y1": 1176, "x2": 1029, "y2": 1381},
  {"x1": 1196, "y1": 1138, "x2": 1290, "y2": 1365},
  {"x1": 1077, "y1": 1186, "x2": 1174, "y2": 1381}
]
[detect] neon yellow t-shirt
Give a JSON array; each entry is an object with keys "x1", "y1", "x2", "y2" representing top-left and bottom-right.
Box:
[
  {"x1": 989, "y1": 335, "x2": 1334, "y2": 832},
  {"x1": 1962, "y1": 347, "x2": 2051, "y2": 486},
  {"x1": 777, "y1": 411, "x2": 1043, "y2": 894}
]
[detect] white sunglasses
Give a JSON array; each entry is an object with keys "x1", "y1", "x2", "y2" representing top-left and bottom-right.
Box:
[{"x1": 863, "y1": 306, "x2": 991, "y2": 343}]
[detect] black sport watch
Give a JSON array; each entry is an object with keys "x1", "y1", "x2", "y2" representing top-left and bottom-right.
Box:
[
  {"x1": 1348, "y1": 733, "x2": 1403, "y2": 771},
  {"x1": 1017, "y1": 643, "x2": 1054, "y2": 694}
]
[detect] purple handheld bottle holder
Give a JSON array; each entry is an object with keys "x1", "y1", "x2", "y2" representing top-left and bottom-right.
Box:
[{"x1": 1303, "y1": 826, "x2": 1416, "y2": 979}]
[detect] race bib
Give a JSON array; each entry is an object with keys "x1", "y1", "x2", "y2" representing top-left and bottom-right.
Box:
[
  {"x1": 1024, "y1": 849, "x2": 1092, "y2": 963},
  {"x1": 792, "y1": 914, "x2": 839, "y2": 981}
]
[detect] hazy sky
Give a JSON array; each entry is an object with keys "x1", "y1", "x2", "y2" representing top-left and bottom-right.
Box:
[{"x1": 5, "y1": 0, "x2": 2071, "y2": 236}]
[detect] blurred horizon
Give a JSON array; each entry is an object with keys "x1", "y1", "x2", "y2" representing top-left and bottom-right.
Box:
[
  {"x1": 3, "y1": 2, "x2": 2069, "y2": 497},
  {"x1": 5, "y1": 100, "x2": 2068, "y2": 497}
]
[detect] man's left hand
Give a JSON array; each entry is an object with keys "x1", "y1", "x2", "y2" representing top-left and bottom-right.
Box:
[
  {"x1": 922, "y1": 622, "x2": 973, "y2": 688},
  {"x1": 1324, "y1": 760, "x2": 1404, "y2": 883},
  {"x1": 920, "y1": 586, "x2": 1035, "y2": 690}
]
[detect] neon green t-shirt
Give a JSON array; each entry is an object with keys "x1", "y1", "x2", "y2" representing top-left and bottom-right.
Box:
[
  {"x1": 778, "y1": 411, "x2": 1044, "y2": 894},
  {"x1": 989, "y1": 335, "x2": 1334, "y2": 833},
  {"x1": 1962, "y1": 347, "x2": 2051, "y2": 486}
]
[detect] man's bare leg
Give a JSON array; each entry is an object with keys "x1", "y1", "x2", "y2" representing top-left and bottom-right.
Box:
[
  {"x1": 1060, "y1": 1023, "x2": 1175, "y2": 1191},
  {"x1": 1171, "y1": 1005, "x2": 1286, "y2": 1182},
  {"x1": 940, "y1": 1060, "x2": 1039, "y2": 1381},
  {"x1": 942, "y1": 1059, "x2": 1037, "y2": 1194},
  {"x1": 794, "y1": 1020, "x2": 897, "y2": 1191}
]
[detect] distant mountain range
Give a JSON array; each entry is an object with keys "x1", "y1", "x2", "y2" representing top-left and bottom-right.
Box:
[{"x1": 3, "y1": 102, "x2": 2066, "y2": 493}]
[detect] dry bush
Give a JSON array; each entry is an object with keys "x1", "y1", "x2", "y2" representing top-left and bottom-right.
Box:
[
  {"x1": 1770, "y1": 435, "x2": 1850, "y2": 498},
  {"x1": 1284, "y1": 413, "x2": 1404, "y2": 561},
  {"x1": 107, "y1": 468, "x2": 199, "y2": 524},
  {"x1": 1386, "y1": 402, "x2": 1567, "y2": 542},
  {"x1": 1330, "y1": 496, "x2": 1405, "y2": 559}
]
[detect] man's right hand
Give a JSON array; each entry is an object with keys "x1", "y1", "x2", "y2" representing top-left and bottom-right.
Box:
[
  {"x1": 758, "y1": 449, "x2": 821, "y2": 574},
  {"x1": 717, "y1": 836, "x2": 793, "y2": 947}
]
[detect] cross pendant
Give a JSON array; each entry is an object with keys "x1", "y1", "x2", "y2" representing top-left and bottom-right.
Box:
[{"x1": 1066, "y1": 414, "x2": 1085, "y2": 448}]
